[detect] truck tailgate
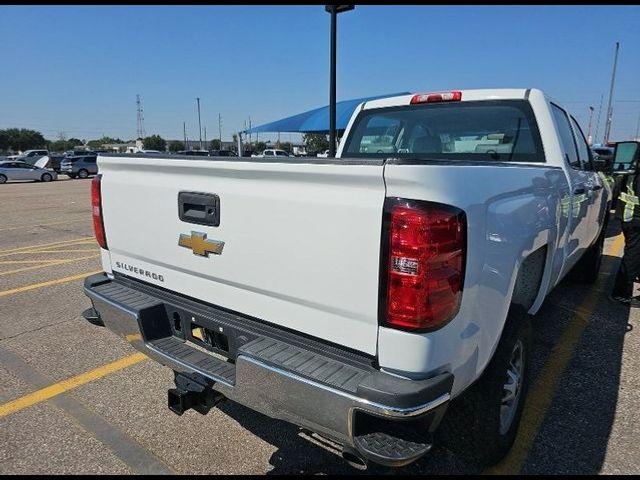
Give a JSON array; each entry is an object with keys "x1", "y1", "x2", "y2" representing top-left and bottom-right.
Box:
[{"x1": 98, "y1": 155, "x2": 386, "y2": 355}]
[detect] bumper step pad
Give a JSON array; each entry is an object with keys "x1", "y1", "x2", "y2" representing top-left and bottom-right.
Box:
[{"x1": 354, "y1": 428, "x2": 432, "y2": 467}]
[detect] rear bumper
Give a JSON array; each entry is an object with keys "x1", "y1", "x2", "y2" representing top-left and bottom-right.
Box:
[{"x1": 83, "y1": 272, "x2": 453, "y2": 466}]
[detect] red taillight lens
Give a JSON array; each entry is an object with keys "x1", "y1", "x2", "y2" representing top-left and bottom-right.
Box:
[
  {"x1": 410, "y1": 91, "x2": 462, "y2": 104},
  {"x1": 91, "y1": 174, "x2": 107, "y2": 249},
  {"x1": 384, "y1": 200, "x2": 466, "y2": 331}
]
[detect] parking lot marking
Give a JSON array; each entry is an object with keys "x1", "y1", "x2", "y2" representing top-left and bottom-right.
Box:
[
  {"x1": 0, "y1": 218, "x2": 88, "y2": 232},
  {"x1": 0, "y1": 236, "x2": 94, "y2": 256},
  {"x1": 0, "y1": 270, "x2": 102, "y2": 297},
  {"x1": 30, "y1": 248, "x2": 99, "y2": 254},
  {"x1": 0, "y1": 254, "x2": 100, "y2": 276},
  {"x1": 0, "y1": 347, "x2": 172, "y2": 474},
  {"x1": 0, "y1": 259, "x2": 69, "y2": 264},
  {"x1": 0, "y1": 352, "x2": 146, "y2": 418},
  {"x1": 485, "y1": 234, "x2": 625, "y2": 475}
]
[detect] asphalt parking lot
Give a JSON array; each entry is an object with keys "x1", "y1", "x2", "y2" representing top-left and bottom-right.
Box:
[{"x1": 0, "y1": 177, "x2": 639, "y2": 475}]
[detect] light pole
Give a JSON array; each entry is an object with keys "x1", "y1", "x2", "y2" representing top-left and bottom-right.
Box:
[
  {"x1": 587, "y1": 106, "x2": 595, "y2": 146},
  {"x1": 604, "y1": 42, "x2": 620, "y2": 145},
  {"x1": 196, "y1": 97, "x2": 203, "y2": 150},
  {"x1": 325, "y1": 5, "x2": 354, "y2": 158}
]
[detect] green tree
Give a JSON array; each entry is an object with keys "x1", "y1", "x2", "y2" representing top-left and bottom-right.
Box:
[
  {"x1": 253, "y1": 141, "x2": 267, "y2": 154},
  {"x1": 303, "y1": 133, "x2": 329, "y2": 154},
  {"x1": 279, "y1": 142, "x2": 293, "y2": 154},
  {"x1": 209, "y1": 139, "x2": 221, "y2": 151},
  {"x1": 0, "y1": 128, "x2": 47, "y2": 152},
  {"x1": 48, "y1": 137, "x2": 84, "y2": 153},
  {"x1": 168, "y1": 140, "x2": 185, "y2": 152},
  {"x1": 87, "y1": 136, "x2": 124, "y2": 149},
  {"x1": 143, "y1": 135, "x2": 166, "y2": 151}
]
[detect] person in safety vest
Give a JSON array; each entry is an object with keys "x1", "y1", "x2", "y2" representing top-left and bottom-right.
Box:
[{"x1": 611, "y1": 142, "x2": 640, "y2": 305}]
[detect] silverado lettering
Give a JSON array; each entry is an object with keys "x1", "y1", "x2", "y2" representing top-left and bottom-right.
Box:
[{"x1": 114, "y1": 261, "x2": 164, "y2": 282}]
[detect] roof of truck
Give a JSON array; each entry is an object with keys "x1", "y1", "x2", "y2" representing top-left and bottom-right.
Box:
[{"x1": 362, "y1": 88, "x2": 535, "y2": 110}]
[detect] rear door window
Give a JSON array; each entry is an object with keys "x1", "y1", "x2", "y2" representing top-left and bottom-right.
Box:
[
  {"x1": 343, "y1": 100, "x2": 544, "y2": 162},
  {"x1": 551, "y1": 104, "x2": 581, "y2": 169},
  {"x1": 570, "y1": 116, "x2": 593, "y2": 171}
]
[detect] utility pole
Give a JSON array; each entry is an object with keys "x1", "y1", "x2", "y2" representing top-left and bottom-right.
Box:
[
  {"x1": 325, "y1": 5, "x2": 354, "y2": 157},
  {"x1": 196, "y1": 97, "x2": 203, "y2": 150},
  {"x1": 594, "y1": 93, "x2": 604, "y2": 145},
  {"x1": 218, "y1": 113, "x2": 222, "y2": 150},
  {"x1": 204, "y1": 126, "x2": 207, "y2": 145},
  {"x1": 136, "y1": 94, "x2": 146, "y2": 139},
  {"x1": 604, "y1": 42, "x2": 620, "y2": 145},
  {"x1": 587, "y1": 106, "x2": 595, "y2": 146},
  {"x1": 183, "y1": 122, "x2": 187, "y2": 149},
  {"x1": 635, "y1": 112, "x2": 640, "y2": 141}
]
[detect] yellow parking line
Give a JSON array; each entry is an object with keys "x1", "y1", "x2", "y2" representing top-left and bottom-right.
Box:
[
  {"x1": 0, "y1": 236, "x2": 94, "y2": 256},
  {"x1": 485, "y1": 233, "x2": 625, "y2": 474},
  {"x1": 0, "y1": 254, "x2": 100, "y2": 276},
  {"x1": 29, "y1": 249, "x2": 98, "y2": 254},
  {"x1": 0, "y1": 270, "x2": 102, "y2": 297},
  {"x1": 0, "y1": 353, "x2": 146, "y2": 418},
  {"x1": 0, "y1": 259, "x2": 69, "y2": 265},
  {"x1": 0, "y1": 218, "x2": 88, "y2": 232}
]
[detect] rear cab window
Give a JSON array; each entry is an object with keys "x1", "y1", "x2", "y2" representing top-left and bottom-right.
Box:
[{"x1": 343, "y1": 100, "x2": 545, "y2": 163}]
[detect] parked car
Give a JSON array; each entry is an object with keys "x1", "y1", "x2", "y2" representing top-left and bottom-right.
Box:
[
  {"x1": 83, "y1": 88, "x2": 608, "y2": 469},
  {"x1": 64, "y1": 149, "x2": 96, "y2": 157},
  {"x1": 252, "y1": 148, "x2": 293, "y2": 158},
  {"x1": 8, "y1": 149, "x2": 49, "y2": 163},
  {"x1": 0, "y1": 160, "x2": 57, "y2": 184},
  {"x1": 209, "y1": 150, "x2": 237, "y2": 157},
  {"x1": 60, "y1": 154, "x2": 98, "y2": 179},
  {"x1": 176, "y1": 150, "x2": 210, "y2": 156}
]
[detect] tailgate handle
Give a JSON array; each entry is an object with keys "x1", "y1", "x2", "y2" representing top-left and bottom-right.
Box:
[{"x1": 178, "y1": 192, "x2": 220, "y2": 227}]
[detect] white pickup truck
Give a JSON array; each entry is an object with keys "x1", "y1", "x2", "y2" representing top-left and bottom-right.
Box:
[{"x1": 83, "y1": 89, "x2": 609, "y2": 469}]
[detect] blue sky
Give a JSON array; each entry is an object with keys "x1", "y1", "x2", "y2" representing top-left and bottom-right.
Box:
[{"x1": 1, "y1": 5, "x2": 639, "y2": 144}]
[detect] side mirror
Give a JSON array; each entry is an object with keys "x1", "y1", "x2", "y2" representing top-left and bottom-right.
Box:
[{"x1": 612, "y1": 141, "x2": 640, "y2": 174}]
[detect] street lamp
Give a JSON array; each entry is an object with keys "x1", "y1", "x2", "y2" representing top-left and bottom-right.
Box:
[{"x1": 325, "y1": 5, "x2": 354, "y2": 157}]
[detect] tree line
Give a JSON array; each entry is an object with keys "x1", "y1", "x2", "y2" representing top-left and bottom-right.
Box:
[{"x1": 1, "y1": 128, "x2": 331, "y2": 156}]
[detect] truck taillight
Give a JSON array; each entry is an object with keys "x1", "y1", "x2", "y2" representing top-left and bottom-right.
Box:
[
  {"x1": 91, "y1": 174, "x2": 107, "y2": 250},
  {"x1": 382, "y1": 199, "x2": 466, "y2": 331},
  {"x1": 410, "y1": 91, "x2": 462, "y2": 104}
]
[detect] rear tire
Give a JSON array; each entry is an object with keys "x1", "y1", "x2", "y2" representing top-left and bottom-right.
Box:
[
  {"x1": 0, "y1": 174, "x2": 6, "y2": 184},
  {"x1": 41, "y1": 173, "x2": 52, "y2": 182},
  {"x1": 438, "y1": 306, "x2": 532, "y2": 467},
  {"x1": 78, "y1": 169, "x2": 89, "y2": 179}
]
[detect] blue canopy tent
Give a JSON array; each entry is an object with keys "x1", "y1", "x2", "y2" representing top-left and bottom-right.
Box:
[{"x1": 242, "y1": 92, "x2": 410, "y2": 135}]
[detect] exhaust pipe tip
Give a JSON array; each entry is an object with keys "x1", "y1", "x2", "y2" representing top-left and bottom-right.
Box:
[{"x1": 342, "y1": 446, "x2": 368, "y2": 471}]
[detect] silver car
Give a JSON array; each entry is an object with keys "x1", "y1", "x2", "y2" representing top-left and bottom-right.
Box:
[{"x1": 0, "y1": 161, "x2": 58, "y2": 184}]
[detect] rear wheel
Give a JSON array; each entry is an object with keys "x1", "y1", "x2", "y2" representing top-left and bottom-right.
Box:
[
  {"x1": 438, "y1": 306, "x2": 532, "y2": 467},
  {"x1": 78, "y1": 169, "x2": 89, "y2": 179},
  {"x1": 41, "y1": 173, "x2": 52, "y2": 182},
  {"x1": 0, "y1": 174, "x2": 6, "y2": 184}
]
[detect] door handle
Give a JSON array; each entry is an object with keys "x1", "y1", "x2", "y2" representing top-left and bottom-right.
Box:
[{"x1": 573, "y1": 187, "x2": 586, "y2": 195}]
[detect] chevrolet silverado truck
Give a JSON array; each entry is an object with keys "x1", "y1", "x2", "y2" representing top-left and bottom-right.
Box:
[{"x1": 83, "y1": 89, "x2": 609, "y2": 469}]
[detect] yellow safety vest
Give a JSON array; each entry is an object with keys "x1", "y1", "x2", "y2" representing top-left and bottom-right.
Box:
[{"x1": 619, "y1": 176, "x2": 640, "y2": 222}]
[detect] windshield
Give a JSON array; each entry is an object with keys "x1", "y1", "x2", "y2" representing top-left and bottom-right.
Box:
[{"x1": 343, "y1": 100, "x2": 544, "y2": 163}]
